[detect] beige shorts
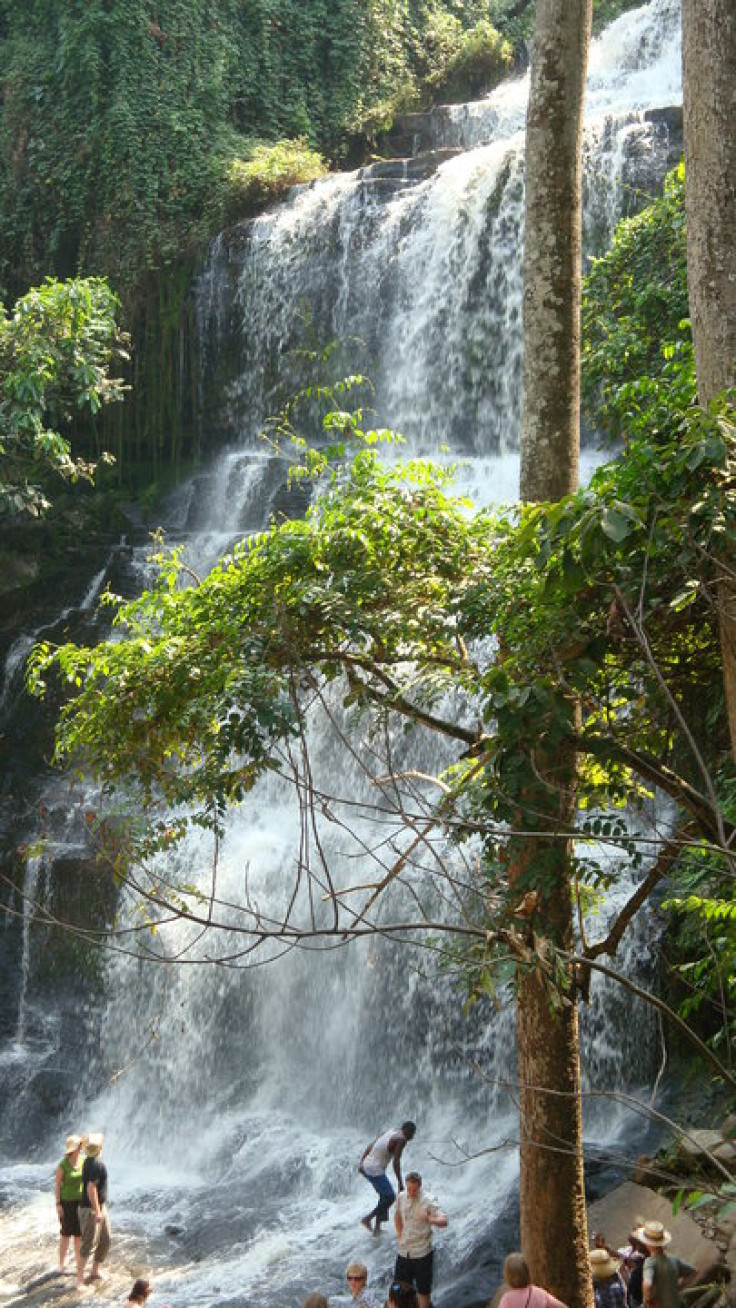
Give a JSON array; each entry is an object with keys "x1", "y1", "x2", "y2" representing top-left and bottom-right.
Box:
[{"x1": 78, "y1": 1204, "x2": 111, "y2": 1264}]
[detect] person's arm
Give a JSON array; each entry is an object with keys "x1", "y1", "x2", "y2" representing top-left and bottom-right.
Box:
[
  {"x1": 676, "y1": 1260, "x2": 697, "y2": 1291},
  {"x1": 86, "y1": 1178, "x2": 102, "y2": 1221},
  {"x1": 55, "y1": 1164, "x2": 63, "y2": 1221},
  {"x1": 427, "y1": 1206, "x2": 448, "y2": 1230},
  {"x1": 391, "y1": 1136, "x2": 406, "y2": 1190},
  {"x1": 642, "y1": 1260, "x2": 655, "y2": 1308}
]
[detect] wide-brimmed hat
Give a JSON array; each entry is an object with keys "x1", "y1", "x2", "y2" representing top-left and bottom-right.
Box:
[
  {"x1": 633, "y1": 1220, "x2": 671, "y2": 1248},
  {"x1": 84, "y1": 1132, "x2": 105, "y2": 1156},
  {"x1": 64, "y1": 1134, "x2": 82, "y2": 1154},
  {"x1": 590, "y1": 1249, "x2": 621, "y2": 1279}
]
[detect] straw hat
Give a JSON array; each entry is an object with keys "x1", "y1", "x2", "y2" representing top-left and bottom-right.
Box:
[
  {"x1": 84, "y1": 1133, "x2": 105, "y2": 1157},
  {"x1": 633, "y1": 1220, "x2": 671, "y2": 1248},
  {"x1": 590, "y1": 1249, "x2": 621, "y2": 1279},
  {"x1": 64, "y1": 1134, "x2": 81, "y2": 1154}
]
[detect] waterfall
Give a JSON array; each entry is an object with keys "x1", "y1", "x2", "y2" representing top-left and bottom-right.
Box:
[
  {"x1": 0, "y1": 3, "x2": 683, "y2": 1305},
  {"x1": 195, "y1": 0, "x2": 681, "y2": 461}
]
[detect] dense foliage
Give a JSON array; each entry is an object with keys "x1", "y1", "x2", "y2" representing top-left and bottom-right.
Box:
[
  {"x1": 580, "y1": 162, "x2": 735, "y2": 1058},
  {"x1": 0, "y1": 277, "x2": 126, "y2": 517},
  {"x1": 582, "y1": 164, "x2": 691, "y2": 442},
  {"x1": 28, "y1": 398, "x2": 735, "y2": 1035}
]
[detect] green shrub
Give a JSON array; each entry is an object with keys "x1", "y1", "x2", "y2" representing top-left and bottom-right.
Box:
[
  {"x1": 223, "y1": 140, "x2": 328, "y2": 219},
  {"x1": 425, "y1": 21, "x2": 513, "y2": 103},
  {"x1": 353, "y1": 79, "x2": 423, "y2": 145},
  {"x1": 582, "y1": 163, "x2": 690, "y2": 441},
  {"x1": 592, "y1": 0, "x2": 643, "y2": 33}
]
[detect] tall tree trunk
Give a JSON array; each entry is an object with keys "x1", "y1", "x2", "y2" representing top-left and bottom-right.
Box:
[
  {"x1": 681, "y1": 0, "x2": 736, "y2": 760},
  {"x1": 519, "y1": 0, "x2": 591, "y2": 502},
  {"x1": 516, "y1": 2, "x2": 593, "y2": 1305},
  {"x1": 511, "y1": 716, "x2": 591, "y2": 1307}
]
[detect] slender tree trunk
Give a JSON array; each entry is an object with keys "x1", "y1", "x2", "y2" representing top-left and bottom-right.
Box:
[
  {"x1": 511, "y1": 711, "x2": 591, "y2": 1306},
  {"x1": 520, "y1": 0, "x2": 591, "y2": 502},
  {"x1": 515, "y1": 2, "x2": 593, "y2": 1305},
  {"x1": 681, "y1": 0, "x2": 736, "y2": 761}
]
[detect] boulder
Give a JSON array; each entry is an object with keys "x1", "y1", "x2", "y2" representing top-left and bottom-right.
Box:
[
  {"x1": 678, "y1": 1130, "x2": 727, "y2": 1161},
  {"x1": 713, "y1": 1141, "x2": 736, "y2": 1168}
]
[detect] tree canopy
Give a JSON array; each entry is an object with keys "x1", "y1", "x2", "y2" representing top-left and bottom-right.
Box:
[{"x1": 28, "y1": 403, "x2": 735, "y2": 990}]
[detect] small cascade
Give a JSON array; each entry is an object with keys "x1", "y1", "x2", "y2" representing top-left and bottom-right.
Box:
[
  {"x1": 0, "y1": 632, "x2": 36, "y2": 717},
  {"x1": 15, "y1": 856, "x2": 42, "y2": 1048}
]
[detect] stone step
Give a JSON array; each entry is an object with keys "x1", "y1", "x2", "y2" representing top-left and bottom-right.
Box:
[{"x1": 359, "y1": 147, "x2": 463, "y2": 185}]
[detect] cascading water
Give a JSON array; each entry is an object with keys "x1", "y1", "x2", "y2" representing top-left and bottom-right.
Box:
[
  {"x1": 195, "y1": 0, "x2": 682, "y2": 461},
  {"x1": 0, "y1": 3, "x2": 683, "y2": 1305}
]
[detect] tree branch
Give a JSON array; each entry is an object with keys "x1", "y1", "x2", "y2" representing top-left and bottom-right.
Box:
[
  {"x1": 569, "y1": 953, "x2": 736, "y2": 1093},
  {"x1": 322, "y1": 651, "x2": 483, "y2": 746},
  {"x1": 584, "y1": 828, "x2": 694, "y2": 960}
]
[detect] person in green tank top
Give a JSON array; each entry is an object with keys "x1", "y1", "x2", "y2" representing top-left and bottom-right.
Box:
[{"x1": 54, "y1": 1133, "x2": 85, "y2": 1278}]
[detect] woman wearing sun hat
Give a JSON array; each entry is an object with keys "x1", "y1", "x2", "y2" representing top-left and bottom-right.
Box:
[
  {"x1": 54, "y1": 1133, "x2": 86, "y2": 1278},
  {"x1": 590, "y1": 1248, "x2": 626, "y2": 1308},
  {"x1": 634, "y1": 1221, "x2": 695, "y2": 1308}
]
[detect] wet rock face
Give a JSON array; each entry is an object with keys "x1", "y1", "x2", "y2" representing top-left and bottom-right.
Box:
[
  {"x1": 638, "y1": 105, "x2": 684, "y2": 191},
  {"x1": 675, "y1": 1126, "x2": 736, "y2": 1171},
  {"x1": 0, "y1": 841, "x2": 120, "y2": 1155}
]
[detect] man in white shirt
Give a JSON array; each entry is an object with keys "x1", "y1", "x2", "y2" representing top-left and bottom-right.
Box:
[
  {"x1": 359, "y1": 1121, "x2": 416, "y2": 1235},
  {"x1": 394, "y1": 1171, "x2": 448, "y2": 1308}
]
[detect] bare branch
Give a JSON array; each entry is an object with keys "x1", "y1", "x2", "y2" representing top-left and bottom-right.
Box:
[
  {"x1": 569, "y1": 953, "x2": 736, "y2": 1093},
  {"x1": 584, "y1": 829, "x2": 692, "y2": 960}
]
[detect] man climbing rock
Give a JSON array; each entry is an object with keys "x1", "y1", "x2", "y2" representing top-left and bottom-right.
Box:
[{"x1": 358, "y1": 1121, "x2": 416, "y2": 1235}]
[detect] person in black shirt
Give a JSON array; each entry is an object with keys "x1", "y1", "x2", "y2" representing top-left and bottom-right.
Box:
[{"x1": 77, "y1": 1133, "x2": 111, "y2": 1287}]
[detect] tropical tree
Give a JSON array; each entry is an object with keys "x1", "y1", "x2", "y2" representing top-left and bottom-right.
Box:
[
  {"x1": 27, "y1": 397, "x2": 736, "y2": 1158},
  {"x1": 516, "y1": 0, "x2": 593, "y2": 1298},
  {"x1": 0, "y1": 277, "x2": 126, "y2": 517}
]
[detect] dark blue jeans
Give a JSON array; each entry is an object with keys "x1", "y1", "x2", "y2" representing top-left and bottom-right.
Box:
[{"x1": 365, "y1": 1172, "x2": 396, "y2": 1222}]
